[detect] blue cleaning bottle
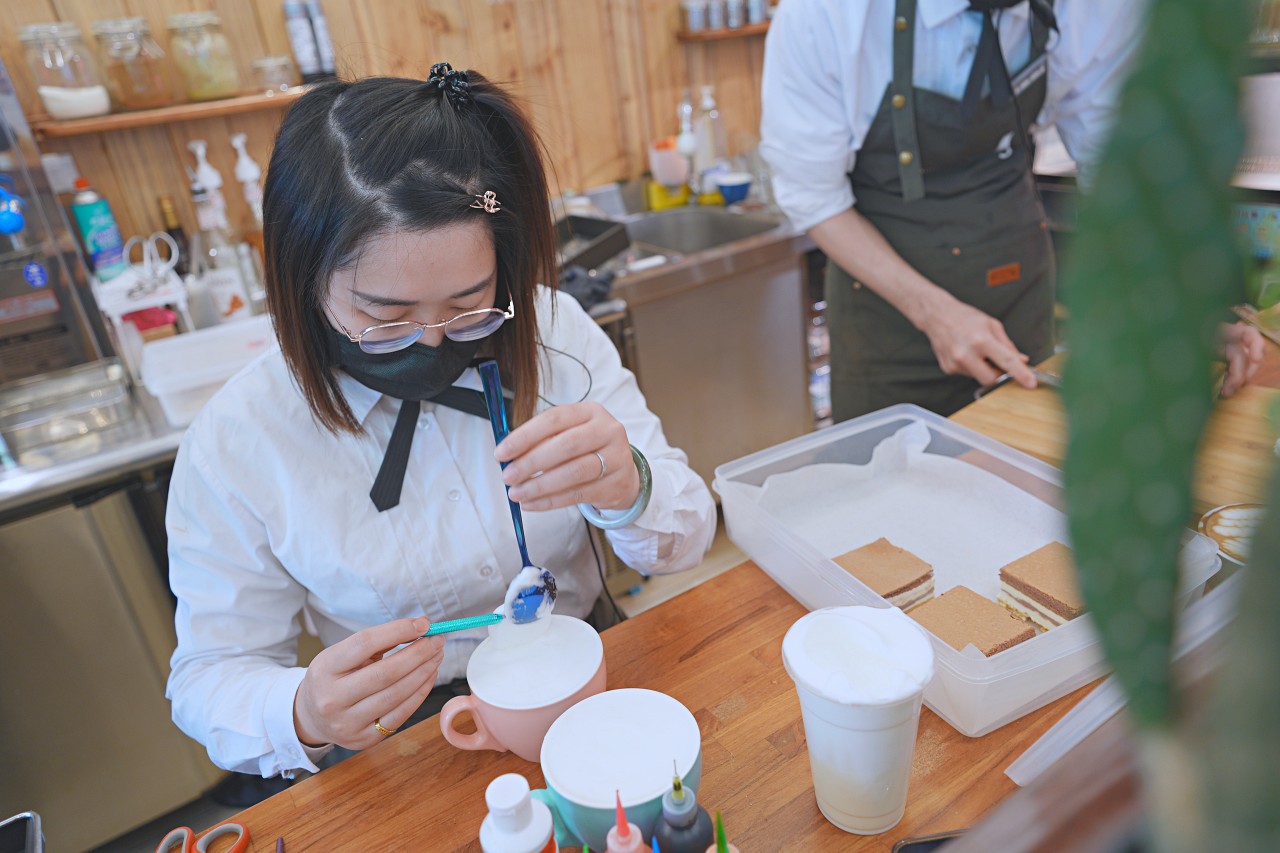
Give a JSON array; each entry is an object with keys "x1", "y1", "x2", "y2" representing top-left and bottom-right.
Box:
[{"x1": 651, "y1": 771, "x2": 713, "y2": 853}]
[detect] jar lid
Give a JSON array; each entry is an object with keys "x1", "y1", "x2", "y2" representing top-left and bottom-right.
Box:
[
  {"x1": 251, "y1": 55, "x2": 294, "y2": 70},
  {"x1": 91, "y1": 17, "x2": 151, "y2": 36},
  {"x1": 167, "y1": 11, "x2": 221, "y2": 30},
  {"x1": 18, "y1": 22, "x2": 83, "y2": 42}
]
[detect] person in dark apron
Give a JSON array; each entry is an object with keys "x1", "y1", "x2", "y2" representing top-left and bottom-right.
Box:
[{"x1": 825, "y1": 0, "x2": 1056, "y2": 420}]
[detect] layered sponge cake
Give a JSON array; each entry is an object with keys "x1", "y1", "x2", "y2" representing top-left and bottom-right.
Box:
[
  {"x1": 832, "y1": 537, "x2": 935, "y2": 610},
  {"x1": 908, "y1": 585, "x2": 1036, "y2": 656},
  {"x1": 997, "y1": 542, "x2": 1085, "y2": 631}
]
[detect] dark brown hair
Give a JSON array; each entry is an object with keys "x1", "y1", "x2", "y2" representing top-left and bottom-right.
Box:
[{"x1": 263, "y1": 72, "x2": 556, "y2": 433}]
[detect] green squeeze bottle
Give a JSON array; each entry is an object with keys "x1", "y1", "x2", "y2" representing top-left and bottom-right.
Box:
[
  {"x1": 651, "y1": 769, "x2": 713, "y2": 853},
  {"x1": 70, "y1": 177, "x2": 128, "y2": 281}
]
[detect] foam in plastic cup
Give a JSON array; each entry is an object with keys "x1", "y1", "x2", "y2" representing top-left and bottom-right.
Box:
[{"x1": 781, "y1": 606, "x2": 935, "y2": 835}]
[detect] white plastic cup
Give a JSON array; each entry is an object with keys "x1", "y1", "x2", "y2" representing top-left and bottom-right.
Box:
[
  {"x1": 726, "y1": 0, "x2": 745, "y2": 28},
  {"x1": 707, "y1": 0, "x2": 726, "y2": 30},
  {"x1": 781, "y1": 606, "x2": 935, "y2": 835},
  {"x1": 683, "y1": 0, "x2": 708, "y2": 32}
]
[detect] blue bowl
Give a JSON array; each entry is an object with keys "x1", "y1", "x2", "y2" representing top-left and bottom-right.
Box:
[{"x1": 715, "y1": 172, "x2": 752, "y2": 205}]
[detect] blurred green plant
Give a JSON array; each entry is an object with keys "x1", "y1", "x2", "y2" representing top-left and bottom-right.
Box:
[{"x1": 1061, "y1": 0, "x2": 1279, "y2": 849}]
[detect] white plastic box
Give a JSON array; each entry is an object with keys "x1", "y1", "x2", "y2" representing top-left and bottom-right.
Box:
[
  {"x1": 712, "y1": 404, "x2": 1221, "y2": 737},
  {"x1": 140, "y1": 315, "x2": 276, "y2": 428}
]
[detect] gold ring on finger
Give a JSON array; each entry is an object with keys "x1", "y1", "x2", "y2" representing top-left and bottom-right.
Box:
[{"x1": 374, "y1": 720, "x2": 396, "y2": 737}]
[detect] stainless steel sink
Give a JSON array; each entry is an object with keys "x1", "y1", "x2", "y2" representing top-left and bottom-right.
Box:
[{"x1": 624, "y1": 207, "x2": 782, "y2": 255}]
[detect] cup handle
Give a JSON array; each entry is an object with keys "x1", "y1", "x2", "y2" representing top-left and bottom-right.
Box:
[
  {"x1": 439, "y1": 695, "x2": 506, "y2": 753},
  {"x1": 530, "y1": 788, "x2": 581, "y2": 848}
]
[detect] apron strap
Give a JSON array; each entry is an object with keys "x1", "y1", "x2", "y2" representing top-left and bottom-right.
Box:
[{"x1": 890, "y1": 0, "x2": 925, "y2": 202}]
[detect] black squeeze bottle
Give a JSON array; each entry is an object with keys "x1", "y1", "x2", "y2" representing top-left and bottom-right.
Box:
[{"x1": 651, "y1": 773, "x2": 713, "y2": 853}]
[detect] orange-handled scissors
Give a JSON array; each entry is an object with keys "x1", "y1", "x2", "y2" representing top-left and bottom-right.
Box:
[{"x1": 155, "y1": 822, "x2": 249, "y2": 853}]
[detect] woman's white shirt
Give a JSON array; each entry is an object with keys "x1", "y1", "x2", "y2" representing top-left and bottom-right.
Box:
[{"x1": 165, "y1": 287, "x2": 716, "y2": 776}]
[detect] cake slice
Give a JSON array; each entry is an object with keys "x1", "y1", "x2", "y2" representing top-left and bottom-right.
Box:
[
  {"x1": 998, "y1": 542, "x2": 1084, "y2": 631},
  {"x1": 908, "y1": 585, "x2": 1036, "y2": 656},
  {"x1": 832, "y1": 537, "x2": 934, "y2": 610}
]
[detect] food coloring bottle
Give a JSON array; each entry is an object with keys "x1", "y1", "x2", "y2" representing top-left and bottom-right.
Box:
[
  {"x1": 606, "y1": 791, "x2": 644, "y2": 853},
  {"x1": 479, "y1": 773, "x2": 558, "y2": 853},
  {"x1": 652, "y1": 773, "x2": 713, "y2": 853},
  {"x1": 703, "y1": 811, "x2": 740, "y2": 853}
]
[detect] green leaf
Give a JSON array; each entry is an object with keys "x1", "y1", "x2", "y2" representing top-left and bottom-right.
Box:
[{"x1": 1061, "y1": 0, "x2": 1250, "y2": 729}]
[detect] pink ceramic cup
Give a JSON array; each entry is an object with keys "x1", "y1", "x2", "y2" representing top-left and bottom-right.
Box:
[{"x1": 439, "y1": 615, "x2": 606, "y2": 763}]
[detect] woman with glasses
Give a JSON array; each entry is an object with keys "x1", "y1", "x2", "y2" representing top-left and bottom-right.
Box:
[{"x1": 164, "y1": 66, "x2": 716, "y2": 778}]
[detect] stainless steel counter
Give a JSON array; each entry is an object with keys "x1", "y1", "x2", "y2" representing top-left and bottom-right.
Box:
[{"x1": 0, "y1": 388, "x2": 184, "y2": 522}]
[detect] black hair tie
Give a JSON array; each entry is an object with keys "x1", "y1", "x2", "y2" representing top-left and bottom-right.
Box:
[{"x1": 427, "y1": 61, "x2": 471, "y2": 108}]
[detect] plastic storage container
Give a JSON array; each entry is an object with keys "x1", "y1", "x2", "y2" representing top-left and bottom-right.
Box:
[
  {"x1": 0, "y1": 359, "x2": 134, "y2": 455},
  {"x1": 19, "y1": 22, "x2": 111, "y2": 120},
  {"x1": 139, "y1": 315, "x2": 274, "y2": 427},
  {"x1": 712, "y1": 404, "x2": 1222, "y2": 737}
]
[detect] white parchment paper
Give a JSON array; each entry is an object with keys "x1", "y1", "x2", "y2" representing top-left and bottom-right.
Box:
[{"x1": 751, "y1": 421, "x2": 1067, "y2": 600}]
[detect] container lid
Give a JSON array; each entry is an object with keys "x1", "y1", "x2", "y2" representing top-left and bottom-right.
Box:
[
  {"x1": 140, "y1": 315, "x2": 275, "y2": 396},
  {"x1": 18, "y1": 22, "x2": 82, "y2": 42},
  {"x1": 167, "y1": 11, "x2": 221, "y2": 30},
  {"x1": 91, "y1": 17, "x2": 151, "y2": 36}
]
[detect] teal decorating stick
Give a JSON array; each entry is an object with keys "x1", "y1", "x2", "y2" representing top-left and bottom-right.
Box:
[{"x1": 421, "y1": 612, "x2": 504, "y2": 637}]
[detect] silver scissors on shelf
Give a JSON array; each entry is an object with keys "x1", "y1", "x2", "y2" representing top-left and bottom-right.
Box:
[{"x1": 123, "y1": 230, "x2": 181, "y2": 298}]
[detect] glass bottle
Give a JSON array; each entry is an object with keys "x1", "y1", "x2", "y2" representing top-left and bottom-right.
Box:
[
  {"x1": 158, "y1": 195, "x2": 191, "y2": 278},
  {"x1": 92, "y1": 18, "x2": 173, "y2": 111},
  {"x1": 189, "y1": 180, "x2": 253, "y2": 323},
  {"x1": 19, "y1": 22, "x2": 111, "y2": 120},
  {"x1": 167, "y1": 12, "x2": 241, "y2": 101}
]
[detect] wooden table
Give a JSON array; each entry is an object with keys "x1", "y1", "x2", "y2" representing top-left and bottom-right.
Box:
[
  {"x1": 219, "y1": 347, "x2": 1278, "y2": 852},
  {"x1": 225, "y1": 562, "x2": 1098, "y2": 851}
]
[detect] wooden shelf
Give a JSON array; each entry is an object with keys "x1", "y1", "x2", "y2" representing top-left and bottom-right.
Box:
[
  {"x1": 31, "y1": 88, "x2": 309, "y2": 140},
  {"x1": 677, "y1": 20, "x2": 769, "y2": 43}
]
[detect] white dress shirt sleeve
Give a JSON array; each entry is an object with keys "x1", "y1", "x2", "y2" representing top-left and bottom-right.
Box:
[
  {"x1": 551, "y1": 291, "x2": 717, "y2": 575},
  {"x1": 166, "y1": 434, "x2": 330, "y2": 777},
  {"x1": 760, "y1": 0, "x2": 860, "y2": 232},
  {"x1": 1043, "y1": 0, "x2": 1151, "y2": 185}
]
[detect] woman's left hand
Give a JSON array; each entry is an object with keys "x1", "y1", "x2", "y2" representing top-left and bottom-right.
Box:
[{"x1": 496, "y1": 402, "x2": 641, "y2": 512}]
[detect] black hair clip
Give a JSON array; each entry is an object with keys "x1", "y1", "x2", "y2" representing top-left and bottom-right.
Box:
[{"x1": 428, "y1": 61, "x2": 471, "y2": 108}]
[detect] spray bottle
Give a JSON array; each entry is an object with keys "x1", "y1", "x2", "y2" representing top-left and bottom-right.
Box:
[
  {"x1": 188, "y1": 140, "x2": 227, "y2": 227},
  {"x1": 479, "y1": 774, "x2": 558, "y2": 853},
  {"x1": 703, "y1": 811, "x2": 739, "y2": 853},
  {"x1": 651, "y1": 768, "x2": 713, "y2": 853},
  {"x1": 606, "y1": 791, "x2": 644, "y2": 853},
  {"x1": 70, "y1": 178, "x2": 128, "y2": 281},
  {"x1": 229, "y1": 133, "x2": 264, "y2": 230}
]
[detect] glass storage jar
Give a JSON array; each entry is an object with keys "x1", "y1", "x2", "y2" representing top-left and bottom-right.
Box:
[
  {"x1": 250, "y1": 55, "x2": 297, "y2": 97},
  {"x1": 92, "y1": 18, "x2": 173, "y2": 111},
  {"x1": 167, "y1": 12, "x2": 240, "y2": 101},
  {"x1": 19, "y1": 22, "x2": 111, "y2": 120}
]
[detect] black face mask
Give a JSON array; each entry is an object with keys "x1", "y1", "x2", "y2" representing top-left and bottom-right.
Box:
[
  {"x1": 327, "y1": 328, "x2": 489, "y2": 512},
  {"x1": 326, "y1": 326, "x2": 483, "y2": 401}
]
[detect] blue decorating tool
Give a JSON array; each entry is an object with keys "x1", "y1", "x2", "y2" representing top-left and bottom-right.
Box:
[{"x1": 421, "y1": 612, "x2": 504, "y2": 637}]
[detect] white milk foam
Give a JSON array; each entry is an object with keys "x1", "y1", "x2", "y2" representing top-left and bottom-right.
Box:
[
  {"x1": 503, "y1": 565, "x2": 556, "y2": 621},
  {"x1": 467, "y1": 614, "x2": 600, "y2": 709},
  {"x1": 783, "y1": 607, "x2": 934, "y2": 706},
  {"x1": 541, "y1": 689, "x2": 701, "y2": 808}
]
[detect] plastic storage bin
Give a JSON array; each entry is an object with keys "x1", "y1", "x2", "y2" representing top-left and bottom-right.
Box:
[
  {"x1": 140, "y1": 316, "x2": 275, "y2": 427},
  {"x1": 713, "y1": 404, "x2": 1221, "y2": 737},
  {"x1": 0, "y1": 359, "x2": 133, "y2": 455}
]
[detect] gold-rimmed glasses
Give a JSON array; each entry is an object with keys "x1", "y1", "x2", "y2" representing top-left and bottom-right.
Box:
[{"x1": 336, "y1": 296, "x2": 515, "y2": 354}]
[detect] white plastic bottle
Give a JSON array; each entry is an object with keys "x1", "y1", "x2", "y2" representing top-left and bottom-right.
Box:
[
  {"x1": 479, "y1": 774, "x2": 558, "y2": 853},
  {"x1": 692, "y1": 85, "x2": 729, "y2": 195}
]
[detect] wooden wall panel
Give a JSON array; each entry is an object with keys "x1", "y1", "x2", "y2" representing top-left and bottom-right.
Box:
[{"x1": 2, "y1": 0, "x2": 770, "y2": 243}]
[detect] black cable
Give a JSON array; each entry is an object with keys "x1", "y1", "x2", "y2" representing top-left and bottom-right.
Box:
[{"x1": 586, "y1": 517, "x2": 628, "y2": 625}]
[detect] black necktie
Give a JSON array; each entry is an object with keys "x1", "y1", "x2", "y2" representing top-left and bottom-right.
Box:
[
  {"x1": 368, "y1": 385, "x2": 510, "y2": 512},
  {"x1": 961, "y1": 1, "x2": 1059, "y2": 121}
]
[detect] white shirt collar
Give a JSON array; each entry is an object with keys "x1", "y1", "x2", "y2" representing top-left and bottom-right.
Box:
[
  {"x1": 918, "y1": 0, "x2": 1030, "y2": 30},
  {"x1": 335, "y1": 369, "x2": 382, "y2": 424}
]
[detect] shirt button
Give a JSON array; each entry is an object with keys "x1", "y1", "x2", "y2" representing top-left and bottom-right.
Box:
[
  {"x1": 480, "y1": 565, "x2": 495, "y2": 578},
  {"x1": 448, "y1": 490, "x2": 461, "y2": 501},
  {"x1": 418, "y1": 418, "x2": 432, "y2": 430}
]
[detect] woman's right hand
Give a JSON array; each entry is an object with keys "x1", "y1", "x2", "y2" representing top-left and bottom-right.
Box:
[
  {"x1": 921, "y1": 294, "x2": 1036, "y2": 389},
  {"x1": 293, "y1": 617, "x2": 445, "y2": 750}
]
